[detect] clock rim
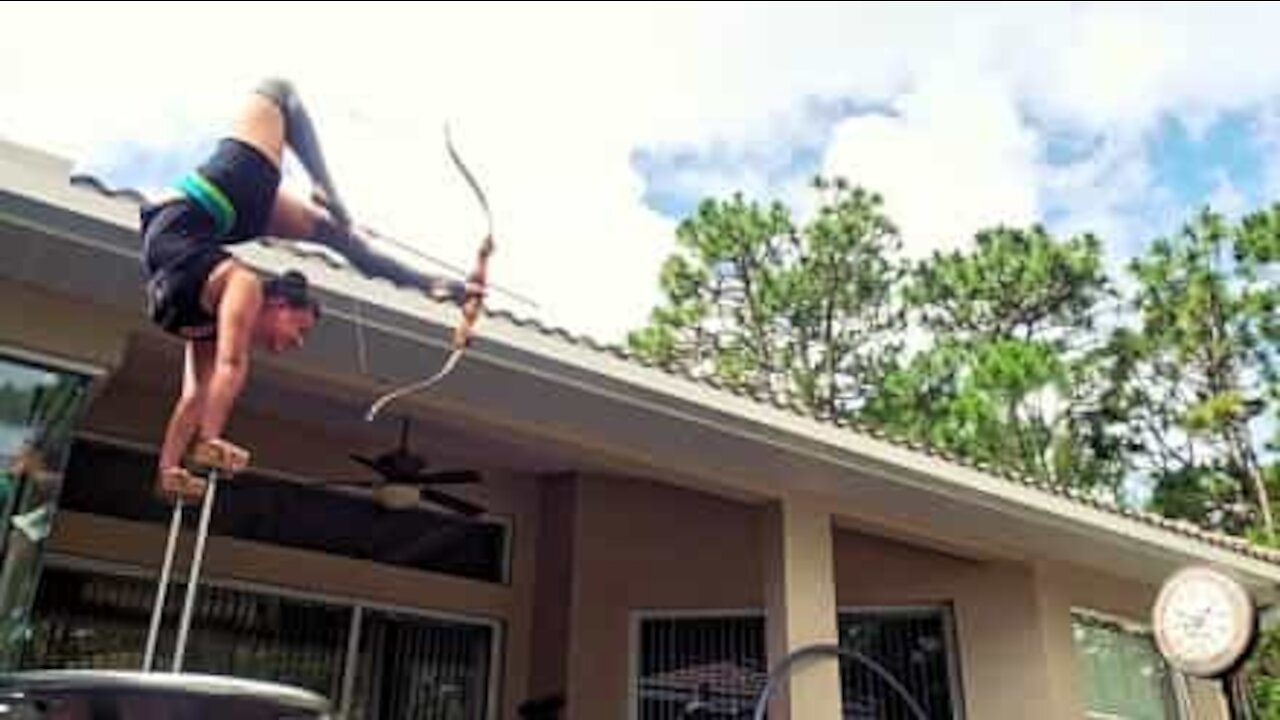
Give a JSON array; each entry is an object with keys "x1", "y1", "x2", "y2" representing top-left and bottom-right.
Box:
[{"x1": 1152, "y1": 564, "x2": 1257, "y2": 679}]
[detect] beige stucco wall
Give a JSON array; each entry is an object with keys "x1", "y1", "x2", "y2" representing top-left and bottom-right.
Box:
[
  {"x1": 562, "y1": 473, "x2": 766, "y2": 719},
  {"x1": 832, "y1": 528, "x2": 1060, "y2": 718},
  {"x1": 557, "y1": 473, "x2": 1229, "y2": 720},
  {"x1": 526, "y1": 473, "x2": 577, "y2": 706},
  {"x1": 42, "y1": 365, "x2": 544, "y2": 719},
  {"x1": 562, "y1": 472, "x2": 1067, "y2": 720},
  {"x1": 0, "y1": 280, "x2": 134, "y2": 373},
  {"x1": 44, "y1": 432, "x2": 1233, "y2": 720},
  {"x1": 561, "y1": 472, "x2": 990, "y2": 719},
  {"x1": 761, "y1": 496, "x2": 842, "y2": 720},
  {"x1": 1038, "y1": 561, "x2": 1229, "y2": 719},
  {"x1": 0, "y1": 277, "x2": 1230, "y2": 720}
]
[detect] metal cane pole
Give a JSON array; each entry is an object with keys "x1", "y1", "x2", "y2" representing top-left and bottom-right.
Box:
[
  {"x1": 172, "y1": 468, "x2": 218, "y2": 673},
  {"x1": 142, "y1": 498, "x2": 184, "y2": 672}
]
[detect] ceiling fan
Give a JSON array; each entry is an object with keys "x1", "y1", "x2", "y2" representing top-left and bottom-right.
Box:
[{"x1": 325, "y1": 416, "x2": 486, "y2": 518}]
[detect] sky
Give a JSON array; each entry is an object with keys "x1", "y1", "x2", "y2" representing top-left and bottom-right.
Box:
[{"x1": 5, "y1": 2, "x2": 1280, "y2": 343}]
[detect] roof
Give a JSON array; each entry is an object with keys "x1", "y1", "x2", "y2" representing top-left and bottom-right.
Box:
[
  {"x1": 63, "y1": 175, "x2": 1280, "y2": 571},
  {"x1": 0, "y1": 147, "x2": 1270, "y2": 576}
]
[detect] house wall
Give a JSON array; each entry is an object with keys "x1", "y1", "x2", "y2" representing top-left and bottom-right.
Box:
[
  {"x1": 41, "y1": 364, "x2": 544, "y2": 720},
  {"x1": 42, "y1": 423, "x2": 1236, "y2": 720},
  {"x1": 563, "y1": 473, "x2": 767, "y2": 720},
  {"x1": 832, "y1": 527, "x2": 1060, "y2": 718},
  {"x1": 562, "y1": 473, "x2": 1228, "y2": 720},
  {"x1": 525, "y1": 473, "x2": 578, "y2": 709},
  {"x1": 1037, "y1": 561, "x2": 1229, "y2": 719},
  {"x1": 0, "y1": 278, "x2": 1231, "y2": 720},
  {"x1": 0, "y1": 280, "x2": 134, "y2": 371}
]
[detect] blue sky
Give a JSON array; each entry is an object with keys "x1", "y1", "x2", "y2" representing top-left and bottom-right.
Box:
[
  {"x1": 631, "y1": 97, "x2": 881, "y2": 219},
  {"x1": 101, "y1": 91, "x2": 1275, "y2": 269},
  {"x1": 6, "y1": 2, "x2": 1280, "y2": 341},
  {"x1": 1146, "y1": 111, "x2": 1266, "y2": 213},
  {"x1": 635, "y1": 103, "x2": 1277, "y2": 266}
]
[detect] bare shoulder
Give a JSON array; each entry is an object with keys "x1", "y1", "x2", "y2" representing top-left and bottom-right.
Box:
[
  {"x1": 226, "y1": 263, "x2": 264, "y2": 290},
  {"x1": 224, "y1": 265, "x2": 265, "y2": 307},
  {"x1": 202, "y1": 259, "x2": 263, "y2": 316}
]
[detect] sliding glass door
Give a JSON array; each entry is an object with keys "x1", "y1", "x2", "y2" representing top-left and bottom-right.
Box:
[{"x1": 0, "y1": 351, "x2": 93, "y2": 668}]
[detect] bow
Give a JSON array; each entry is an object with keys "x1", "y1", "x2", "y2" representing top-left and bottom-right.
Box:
[{"x1": 366, "y1": 125, "x2": 493, "y2": 422}]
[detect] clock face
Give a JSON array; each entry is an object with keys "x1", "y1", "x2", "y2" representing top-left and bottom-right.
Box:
[{"x1": 1152, "y1": 566, "x2": 1256, "y2": 678}]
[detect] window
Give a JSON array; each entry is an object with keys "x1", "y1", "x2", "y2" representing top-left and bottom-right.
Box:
[
  {"x1": 839, "y1": 607, "x2": 963, "y2": 719},
  {"x1": 23, "y1": 565, "x2": 349, "y2": 698},
  {"x1": 0, "y1": 351, "x2": 94, "y2": 669},
  {"x1": 635, "y1": 613, "x2": 766, "y2": 719},
  {"x1": 348, "y1": 607, "x2": 495, "y2": 720},
  {"x1": 23, "y1": 563, "x2": 498, "y2": 719},
  {"x1": 633, "y1": 607, "x2": 962, "y2": 719},
  {"x1": 1072, "y1": 611, "x2": 1185, "y2": 720}
]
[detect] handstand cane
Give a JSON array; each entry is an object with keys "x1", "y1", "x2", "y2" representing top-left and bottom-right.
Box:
[
  {"x1": 141, "y1": 495, "x2": 183, "y2": 672},
  {"x1": 141, "y1": 466, "x2": 222, "y2": 673}
]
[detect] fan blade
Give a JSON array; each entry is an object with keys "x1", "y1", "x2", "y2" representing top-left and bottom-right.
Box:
[
  {"x1": 414, "y1": 470, "x2": 481, "y2": 486},
  {"x1": 419, "y1": 487, "x2": 486, "y2": 517},
  {"x1": 349, "y1": 453, "x2": 384, "y2": 474}
]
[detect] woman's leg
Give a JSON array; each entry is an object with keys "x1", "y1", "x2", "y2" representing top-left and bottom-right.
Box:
[
  {"x1": 265, "y1": 190, "x2": 440, "y2": 292},
  {"x1": 251, "y1": 79, "x2": 350, "y2": 226},
  {"x1": 227, "y1": 91, "x2": 287, "y2": 170}
]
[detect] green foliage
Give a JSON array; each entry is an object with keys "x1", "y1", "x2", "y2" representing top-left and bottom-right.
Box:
[
  {"x1": 907, "y1": 225, "x2": 1110, "y2": 341},
  {"x1": 628, "y1": 176, "x2": 905, "y2": 416},
  {"x1": 864, "y1": 226, "x2": 1121, "y2": 491},
  {"x1": 1108, "y1": 207, "x2": 1279, "y2": 535},
  {"x1": 629, "y1": 176, "x2": 1280, "y2": 709}
]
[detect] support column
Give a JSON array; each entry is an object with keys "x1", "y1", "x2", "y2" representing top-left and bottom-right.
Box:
[{"x1": 761, "y1": 495, "x2": 842, "y2": 720}]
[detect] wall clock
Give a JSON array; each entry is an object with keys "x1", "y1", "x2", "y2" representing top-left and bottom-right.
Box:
[{"x1": 1152, "y1": 565, "x2": 1257, "y2": 679}]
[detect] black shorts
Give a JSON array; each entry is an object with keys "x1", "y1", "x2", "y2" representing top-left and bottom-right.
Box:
[{"x1": 141, "y1": 138, "x2": 281, "y2": 339}]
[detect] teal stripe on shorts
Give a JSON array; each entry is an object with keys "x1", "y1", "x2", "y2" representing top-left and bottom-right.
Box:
[{"x1": 177, "y1": 171, "x2": 236, "y2": 236}]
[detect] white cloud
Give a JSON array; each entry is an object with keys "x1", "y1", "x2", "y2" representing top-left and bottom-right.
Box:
[
  {"x1": 1251, "y1": 103, "x2": 1280, "y2": 204},
  {"x1": 1207, "y1": 171, "x2": 1249, "y2": 220},
  {"x1": 5, "y1": 2, "x2": 1280, "y2": 341},
  {"x1": 1038, "y1": 132, "x2": 1168, "y2": 251},
  {"x1": 811, "y1": 2, "x2": 1280, "y2": 265},
  {"x1": 0, "y1": 2, "x2": 687, "y2": 340},
  {"x1": 820, "y1": 73, "x2": 1041, "y2": 258}
]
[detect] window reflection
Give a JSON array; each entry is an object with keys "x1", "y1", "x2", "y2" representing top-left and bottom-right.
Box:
[{"x1": 0, "y1": 353, "x2": 92, "y2": 668}]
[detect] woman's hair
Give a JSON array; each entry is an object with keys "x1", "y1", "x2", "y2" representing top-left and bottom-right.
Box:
[{"x1": 263, "y1": 269, "x2": 321, "y2": 318}]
